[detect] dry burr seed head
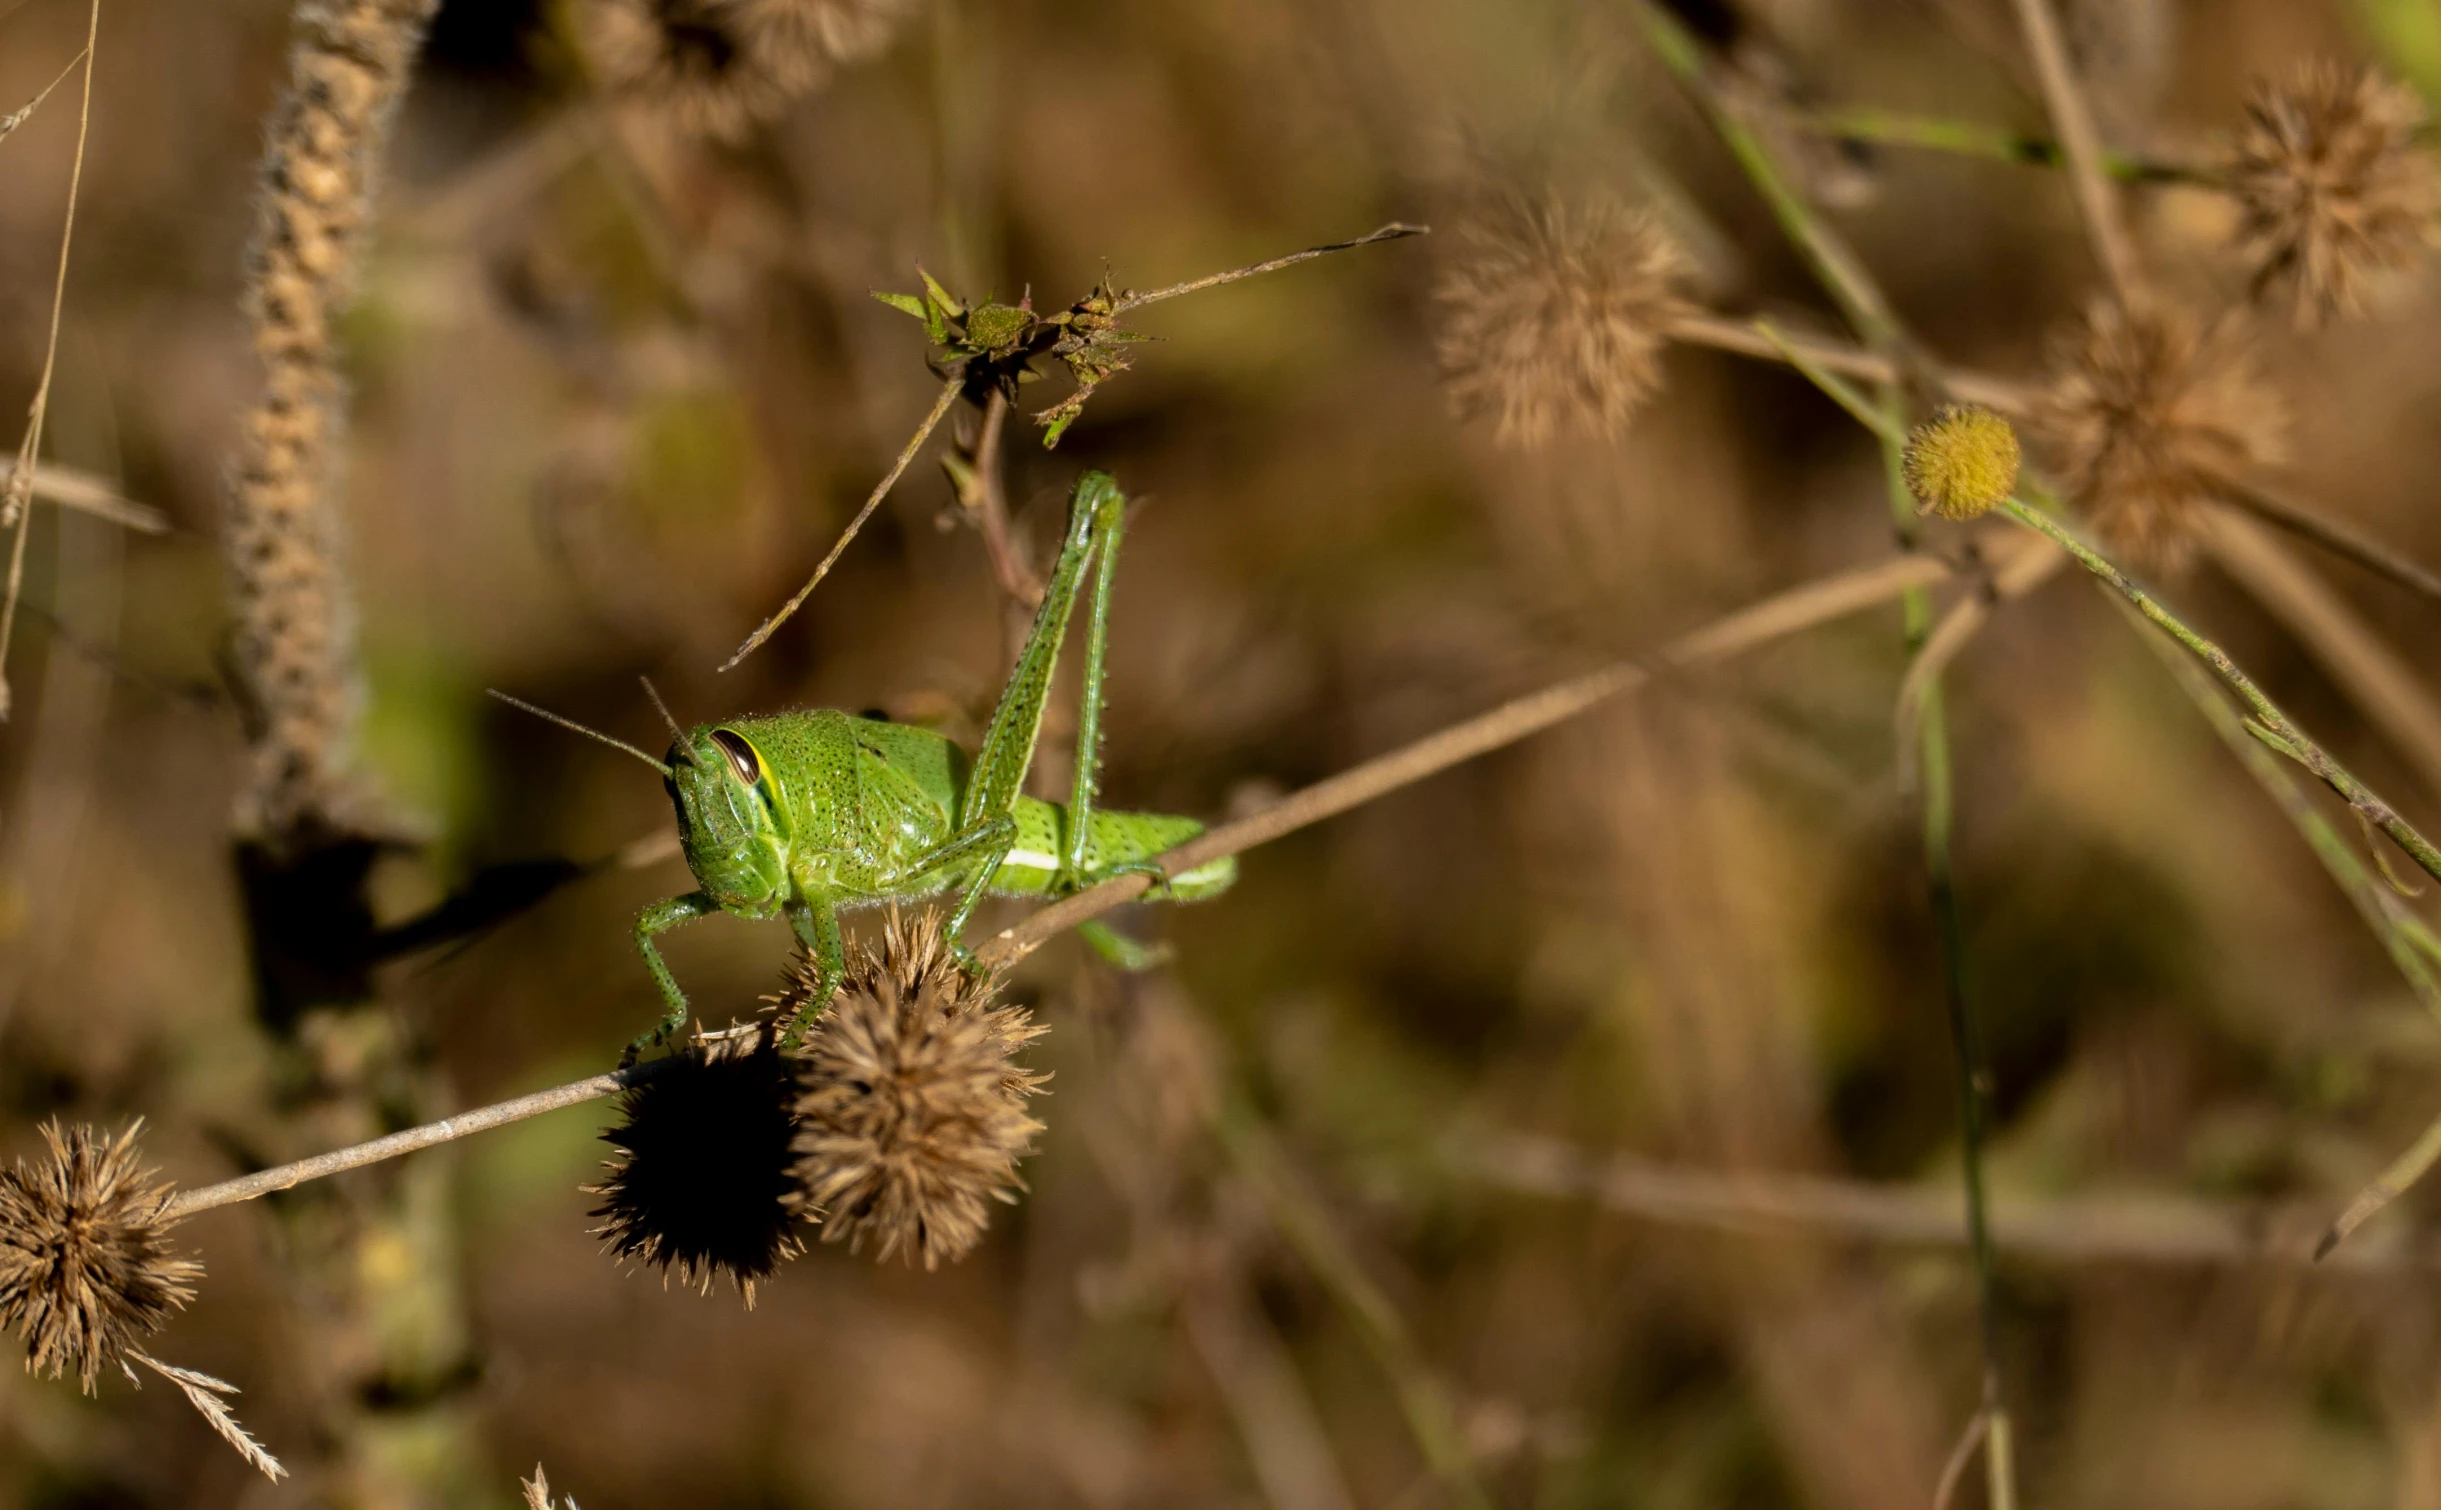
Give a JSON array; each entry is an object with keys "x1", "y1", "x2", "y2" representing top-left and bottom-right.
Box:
[
  {"x1": 2226, "y1": 61, "x2": 2440, "y2": 328},
  {"x1": 1903, "y1": 405, "x2": 2021, "y2": 520},
  {"x1": 787, "y1": 911, "x2": 1048, "y2": 1270},
  {"x1": 1433, "y1": 191, "x2": 1689, "y2": 449},
  {"x1": 579, "y1": 0, "x2": 818, "y2": 140},
  {"x1": 588, "y1": 1033, "x2": 807, "y2": 1306},
  {"x1": 730, "y1": 0, "x2": 916, "y2": 70},
  {"x1": 2032, "y1": 300, "x2": 2287, "y2": 570},
  {"x1": 0, "y1": 1122, "x2": 201, "y2": 1394}
]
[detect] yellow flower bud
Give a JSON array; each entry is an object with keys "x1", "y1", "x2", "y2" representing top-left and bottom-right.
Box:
[{"x1": 1902, "y1": 404, "x2": 2021, "y2": 520}]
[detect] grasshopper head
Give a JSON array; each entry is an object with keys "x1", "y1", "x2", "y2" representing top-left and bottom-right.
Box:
[{"x1": 666, "y1": 725, "x2": 792, "y2": 917}]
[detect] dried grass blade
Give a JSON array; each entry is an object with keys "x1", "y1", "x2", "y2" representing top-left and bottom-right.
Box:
[
  {"x1": 0, "y1": 49, "x2": 86, "y2": 146},
  {"x1": 129, "y1": 1352, "x2": 287, "y2": 1481},
  {"x1": 721, "y1": 376, "x2": 960, "y2": 672},
  {"x1": 0, "y1": 0, "x2": 100, "y2": 721},
  {"x1": 2318, "y1": 1104, "x2": 2441, "y2": 1259}
]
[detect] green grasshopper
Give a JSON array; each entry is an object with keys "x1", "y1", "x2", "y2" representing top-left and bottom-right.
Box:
[{"x1": 497, "y1": 471, "x2": 1234, "y2": 1052}]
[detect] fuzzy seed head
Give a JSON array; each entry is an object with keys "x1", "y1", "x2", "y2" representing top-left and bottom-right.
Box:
[
  {"x1": 579, "y1": 0, "x2": 817, "y2": 140},
  {"x1": 1903, "y1": 405, "x2": 2021, "y2": 520},
  {"x1": 0, "y1": 1122, "x2": 201, "y2": 1394},
  {"x1": 2226, "y1": 62, "x2": 2441, "y2": 327},
  {"x1": 787, "y1": 912, "x2": 1048, "y2": 1269},
  {"x1": 2032, "y1": 300, "x2": 2287, "y2": 569},
  {"x1": 588, "y1": 1034, "x2": 806, "y2": 1306},
  {"x1": 1434, "y1": 192, "x2": 1689, "y2": 449}
]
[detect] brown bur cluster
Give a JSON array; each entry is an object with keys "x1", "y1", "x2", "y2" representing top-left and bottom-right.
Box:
[{"x1": 588, "y1": 912, "x2": 1048, "y2": 1300}]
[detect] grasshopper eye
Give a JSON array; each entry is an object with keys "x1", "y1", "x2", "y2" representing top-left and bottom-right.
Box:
[{"x1": 709, "y1": 728, "x2": 762, "y2": 787}]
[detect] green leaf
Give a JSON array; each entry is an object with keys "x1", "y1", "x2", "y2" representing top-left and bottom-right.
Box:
[
  {"x1": 917, "y1": 268, "x2": 965, "y2": 319},
  {"x1": 871, "y1": 290, "x2": 929, "y2": 320}
]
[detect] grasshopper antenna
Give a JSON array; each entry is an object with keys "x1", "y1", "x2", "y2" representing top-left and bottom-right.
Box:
[
  {"x1": 487, "y1": 689, "x2": 674, "y2": 777},
  {"x1": 638, "y1": 676, "x2": 686, "y2": 747}
]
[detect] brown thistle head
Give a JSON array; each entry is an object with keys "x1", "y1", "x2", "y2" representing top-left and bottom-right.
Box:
[
  {"x1": 1433, "y1": 191, "x2": 1689, "y2": 449},
  {"x1": 2226, "y1": 61, "x2": 2441, "y2": 327},
  {"x1": 787, "y1": 911, "x2": 1049, "y2": 1269},
  {"x1": 0, "y1": 1122, "x2": 201, "y2": 1394},
  {"x1": 577, "y1": 0, "x2": 817, "y2": 140},
  {"x1": 2031, "y1": 300, "x2": 2287, "y2": 569},
  {"x1": 587, "y1": 1032, "x2": 807, "y2": 1306}
]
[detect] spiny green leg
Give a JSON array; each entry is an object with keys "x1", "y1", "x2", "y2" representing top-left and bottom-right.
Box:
[
  {"x1": 633, "y1": 890, "x2": 718, "y2": 1055},
  {"x1": 776, "y1": 899, "x2": 844, "y2": 1050}
]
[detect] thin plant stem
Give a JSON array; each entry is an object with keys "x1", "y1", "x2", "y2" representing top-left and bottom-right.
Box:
[
  {"x1": 0, "y1": 0, "x2": 100, "y2": 721},
  {"x1": 2003, "y1": 498, "x2": 2441, "y2": 885},
  {"x1": 0, "y1": 48, "x2": 88, "y2": 148},
  {"x1": 2221, "y1": 477, "x2": 2441, "y2": 608},
  {"x1": 1110, "y1": 223, "x2": 1426, "y2": 313},
  {"x1": 2006, "y1": 0, "x2": 2150, "y2": 308},
  {"x1": 1877, "y1": 381, "x2": 2015, "y2": 1510},
  {"x1": 1784, "y1": 105, "x2": 2214, "y2": 184},
  {"x1": 722, "y1": 376, "x2": 961, "y2": 671},
  {"x1": 1466, "y1": 1131, "x2": 2441, "y2": 1271}
]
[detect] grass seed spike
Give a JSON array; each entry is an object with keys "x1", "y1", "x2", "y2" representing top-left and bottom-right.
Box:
[{"x1": 497, "y1": 471, "x2": 1235, "y2": 1053}]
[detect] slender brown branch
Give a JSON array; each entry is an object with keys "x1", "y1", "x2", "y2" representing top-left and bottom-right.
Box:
[
  {"x1": 722, "y1": 375, "x2": 962, "y2": 672},
  {"x1": 1111, "y1": 223, "x2": 1426, "y2": 313},
  {"x1": 1895, "y1": 534, "x2": 2069, "y2": 787},
  {"x1": 975, "y1": 549, "x2": 1956, "y2": 967},
  {"x1": 162, "y1": 1059, "x2": 681, "y2": 1220},
  {"x1": 2005, "y1": 0, "x2": 2149, "y2": 308},
  {"x1": 1466, "y1": 1131, "x2": 2441, "y2": 1273}
]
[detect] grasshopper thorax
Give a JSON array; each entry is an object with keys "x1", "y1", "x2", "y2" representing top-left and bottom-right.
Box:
[{"x1": 665, "y1": 725, "x2": 793, "y2": 919}]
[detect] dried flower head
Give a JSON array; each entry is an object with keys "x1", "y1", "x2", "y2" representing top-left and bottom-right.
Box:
[
  {"x1": 588, "y1": 1033, "x2": 806, "y2": 1305},
  {"x1": 0, "y1": 1122, "x2": 200, "y2": 1394},
  {"x1": 788, "y1": 911, "x2": 1048, "y2": 1269},
  {"x1": 730, "y1": 0, "x2": 915, "y2": 69},
  {"x1": 1434, "y1": 192, "x2": 1689, "y2": 448},
  {"x1": 2226, "y1": 61, "x2": 2440, "y2": 327},
  {"x1": 578, "y1": 0, "x2": 816, "y2": 140},
  {"x1": 2032, "y1": 300, "x2": 2287, "y2": 569},
  {"x1": 1903, "y1": 405, "x2": 2021, "y2": 520}
]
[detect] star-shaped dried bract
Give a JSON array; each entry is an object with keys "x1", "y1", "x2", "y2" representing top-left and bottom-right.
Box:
[
  {"x1": 873, "y1": 272, "x2": 1149, "y2": 447},
  {"x1": 0, "y1": 1121, "x2": 200, "y2": 1395}
]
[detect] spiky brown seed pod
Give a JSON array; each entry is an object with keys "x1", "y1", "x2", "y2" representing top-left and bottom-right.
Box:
[
  {"x1": 1903, "y1": 405, "x2": 2022, "y2": 520},
  {"x1": 787, "y1": 912, "x2": 1048, "y2": 1269},
  {"x1": 577, "y1": 0, "x2": 817, "y2": 140},
  {"x1": 0, "y1": 1122, "x2": 201, "y2": 1394},
  {"x1": 2226, "y1": 62, "x2": 2441, "y2": 327},
  {"x1": 2031, "y1": 300, "x2": 2287, "y2": 569},
  {"x1": 587, "y1": 1033, "x2": 806, "y2": 1305},
  {"x1": 1433, "y1": 192, "x2": 1689, "y2": 449},
  {"x1": 730, "y1": 0, "x2": 915, "y2": 70}
]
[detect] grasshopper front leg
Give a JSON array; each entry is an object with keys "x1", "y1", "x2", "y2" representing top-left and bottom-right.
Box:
[
  {"x1": 776, "y1": 898, "x2": 845, "y2": 1050},
  {"x1": 633, "y1": 890, "x2": 719, "y2": 1055}
]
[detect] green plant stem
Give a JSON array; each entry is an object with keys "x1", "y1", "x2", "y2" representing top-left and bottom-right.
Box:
[
  {"x1": 2002, "y1": 499, "x2": 2441, "y2": 886},
  {"x1": 1878, "y1": 388, "x2": 2013, "y2": 1510},
  {"x1": 1785, "y1": 106, "x2": 2214, "y2": 184}
]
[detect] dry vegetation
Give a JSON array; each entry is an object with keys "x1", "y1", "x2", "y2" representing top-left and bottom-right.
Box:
[{"x1": 14, "y1": 0, "x2": 2441, "y2": 1506}]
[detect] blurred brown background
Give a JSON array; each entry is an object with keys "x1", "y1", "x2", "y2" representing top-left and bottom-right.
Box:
[{"x1": 11, "y1": 0, "x2": 2441, "y2": 1505}]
